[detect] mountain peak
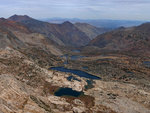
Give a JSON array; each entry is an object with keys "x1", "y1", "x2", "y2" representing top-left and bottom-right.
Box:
[
  {"x1": 8, "y1": 14, "x2": 33, "y2": 22},
  {"x1": 62, "y1": 21, "x2": 73, "y2": 25},
  {"x1": 10, "y1": 14, "x2": 30, "y2": 18},
  {"x1": 0, "y1": 18, "x2": 6, "y2": 21}
]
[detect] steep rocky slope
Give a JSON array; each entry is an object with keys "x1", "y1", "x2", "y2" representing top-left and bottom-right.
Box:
[
  {"x1": 0, "y1": 18, "x2": 30, "y2": 33},
  {"x1": 88, "y1": 23, "x2": 150, "y2": 55},
  {"x1": 48, "y1": 21, "x2": 91, "y2": 47},
  {"x1": 0, "y1": 27, "x2": 25, "y2": 48},
  {"x1": 8, "y1": 15, "x2": 91, "y2": 47},
  {"x1": 0, "y1": 18, "x2": 62, "y2": 55},
  {"x1": 0, "y1": 46, "x2": 150, "y2": 113},
  {"x1": 75, "y1": 22, "x2": 110, "y2": 40}
]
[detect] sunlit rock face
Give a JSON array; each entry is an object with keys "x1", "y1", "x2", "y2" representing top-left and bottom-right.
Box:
[{"x1": 0, "y1": 47, "x2": 150, "y2": 113}]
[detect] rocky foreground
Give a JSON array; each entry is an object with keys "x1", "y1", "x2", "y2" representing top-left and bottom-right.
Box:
[{"x1": 0, "y1": 47, "x2": 150, "y2": 113}]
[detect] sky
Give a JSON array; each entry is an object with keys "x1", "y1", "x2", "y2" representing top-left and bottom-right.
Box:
[{"x1": 0, "y1": 0, "x2": 150, "y2": 20}]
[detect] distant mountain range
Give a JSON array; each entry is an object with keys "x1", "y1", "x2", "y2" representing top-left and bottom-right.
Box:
[
  {"x1": 1, "y1": 14, "x2": 150, "y2": 56},
  {"x1": 42, "y1": 18, "x2": 147, "y2": 29},
  {"x1": 0, "y1": 14, "x2": 111, "y2": 56},
  {"x1": 86, "y1": 22, "x2": 150, "y2": 56},
  {"x1": 8, "y1": 15, "x2": 109, "y2": 47}
]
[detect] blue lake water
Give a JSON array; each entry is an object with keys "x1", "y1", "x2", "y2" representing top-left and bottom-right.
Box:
[
  {"x1": 72, "y1": 50, "x2": 80, "y2": 53},
  {"x1": 61, "y1": 54, "x2": 86, "y2": 64},
  {"x1": 85, "y1": 80, "x2": 95, "y2": 90},
  {"x1": 61, "y1": 54, "x2": 86, "y2": 60},
  {"x1": 82, "y1": 66, "x2": 88, "y2": 70},
  {"x1": 50, "y1": 67, "x2": 101, "y2": 80},
  {"x1": 63, "y1": 61, "x2": 68, "y2": 64},
  {"x1": 70, "y1": 55, "x2": 85, "y2": 60},
  {"x1": 143, "y1": 61, "x2": 150, "y2": 68},
  {"x1": 54, "y1": 88, "x2": 83, "y2": 97}
]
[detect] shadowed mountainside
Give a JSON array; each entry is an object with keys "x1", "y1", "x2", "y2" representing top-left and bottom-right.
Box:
[
  {"x1": 0, "y1": 18, "x2": 30, "y2": 33},
  {"x1": 75, "y1": 22, "x2": 110, "y2": 40},
  {"x1": 0, "y1": 17, "x2": 63, "y2": 55},
  {"x1": 0, "y1": 27, "x2": 25, "y2": 48},
  {"x1": 87, "y1": 23, "x2": 150, "y2": 55},
  {"x1": 8, "y1": 15, "x2": 91, "y2": 47}
]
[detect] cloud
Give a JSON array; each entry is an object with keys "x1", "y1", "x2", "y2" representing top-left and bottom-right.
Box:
[{"x1": 0, "y1": 0, "x2": 150, "y2": 20}]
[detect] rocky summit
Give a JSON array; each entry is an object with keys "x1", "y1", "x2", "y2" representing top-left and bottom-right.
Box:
[{"x1": 0, "y1": 15, "x2": 150, "y2": 113}]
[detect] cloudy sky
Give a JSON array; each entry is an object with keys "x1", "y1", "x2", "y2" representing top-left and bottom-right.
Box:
[{"x1": 0, "y1": 0, "x2": 150, "y2": 20}]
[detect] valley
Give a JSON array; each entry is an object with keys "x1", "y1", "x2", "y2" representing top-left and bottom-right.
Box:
[{"x1": 0, "y1": 15, "x2": 150, "y2": 113}]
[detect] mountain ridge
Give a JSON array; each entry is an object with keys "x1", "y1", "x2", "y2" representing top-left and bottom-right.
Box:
[
  {"x1": 75, "y1": 22, "x2": 110, "y2": 40},
  {"x1": 43, "y1": 17, "x2": 146, "y2": 28},
  {"x1": 8, "y1": 15, "x2": 91, "y2": 47},
  {"x1": 87, "y1": 23, "x2": 150, "y2": 55}
]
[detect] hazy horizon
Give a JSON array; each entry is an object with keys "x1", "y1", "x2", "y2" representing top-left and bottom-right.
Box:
[
  {"x1": 0, "y1": 14, "x2": 148, "y2": 22},
  {"x1": 1, "y1": 0, "x2": 150, "y2": 21}
]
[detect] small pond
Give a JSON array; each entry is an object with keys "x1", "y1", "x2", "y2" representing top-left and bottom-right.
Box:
[
  {"x1": 143, "y1": 61, "x2": 150, "y2": 68},
  {"x1": 60, "y1": 54, "x2": 86, "y2": 60},
  {"x1": 85, "y1": 80, "x2": 95, "y2": 90},
  {"x1": 54, "y1": 88, "x2": 83, "y2": 97},
  {"x1": 72, "y1": 49, "x2": 80, "y2": 53},
  {"x1": 50, "y1": 67, "x2": 101, "y2": 80},
  {"x1": 70, "y1": 55, "x2": 85, "y2": 60},
  {"x1": 82, "y1": 66, "x2": 89, "y2": 70}
]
